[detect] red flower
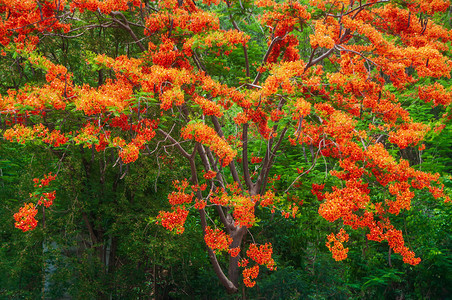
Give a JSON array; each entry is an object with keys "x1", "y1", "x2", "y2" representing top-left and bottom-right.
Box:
[{"x1": 14, "y1": 203, "x2": 38, "y2": 232}]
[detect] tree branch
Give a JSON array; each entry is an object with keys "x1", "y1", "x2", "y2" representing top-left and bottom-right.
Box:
[
  {"x1": 110, "y1": 11, "x2": 146, "y2": 52},
  {"x1": 242, "y1": 123, "x2": 253, "y2": 190},
  {"x1": 211, "y1": 116, "x2": 244, "y2": 191},
  {"x1": 187, "y1": 148, "x2": 238, "y2": 293},
  {"x1": 252, "y1": 35, "x2": 286, "y2": 85},
  {"x1": 157, "y1": 129, "x2": 191, "y2": 159}
]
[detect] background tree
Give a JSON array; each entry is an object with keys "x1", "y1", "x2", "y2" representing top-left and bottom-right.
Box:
[{"x1": 1, "y1": 0, "x2": 451, "y2": 297}]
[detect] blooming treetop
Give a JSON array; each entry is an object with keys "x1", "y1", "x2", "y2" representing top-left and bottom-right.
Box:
[{"x1": 1, "y1": 0, "x2": 451, "y2": 293}]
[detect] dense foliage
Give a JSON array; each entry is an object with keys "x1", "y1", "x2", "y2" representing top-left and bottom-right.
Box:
[{"x1": 1, "y1": 0, "x2": 451, "y2": 298}]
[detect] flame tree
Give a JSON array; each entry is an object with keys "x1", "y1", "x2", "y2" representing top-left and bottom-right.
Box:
[{"x1": 1, "y1": 0, "x2": 451, "y2": 293}]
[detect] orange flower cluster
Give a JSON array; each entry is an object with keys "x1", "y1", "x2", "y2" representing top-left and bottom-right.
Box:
[
  {"x1": 181, "y1": 122, "x2": 237, "y2": 167},
  {"x1": 386, "y1": 182, "x2": 414, "y2": 215},
  {"x1": 156, "y1": 206, "x2": 189, "y2": 234},
  {"x1": 3, "y1": 124, "x2": 36, "y2": 144},
  {"x1": 240, "y1": 243, "x2": 276, "y2": 287},
  {"x1": 70, "y1": 0, "x2": 140, "y2": 14},
  {"x1": 261, "y1": 60, "x2": 308, "y2": 97},
  {"x1": 33, "y1": 172, "x2": 57, "y2": 188},
  {"x1": 193, "y1": 96, "x2": 223, "y2": 117},
  {"x1": 0, "y1": 1, "x2": 69, "y2": 49},
  {"x1": 38, "y1": 191, "x2": 56, "y2": 208},
  {"x1": 407, "y1": 0, "x2": 450, "y2": 15},
  {"x1": 311, "y1": 183, "x2": 325, "y2": 201},
  {"x1": 373, "y1": 4, "x2": 452, "y2": 50},
  {"x1": 319, "y1": 181, "x2": 371, "y2": 223},
  {"x1": 152, "y1": 38, "x2": 182, "y2": 68},
  {"x1": 232, "y1": 195, "x2": 256, "y2": 228},
  {"x1": 14, "y1": 203, "x2": 38, "y2": 232},
  {"x1": 157, "y1": 179, "x2": 203, "y2": 233},
  {"x1": 0, "y1": 54, "x2": 74, "y2": 112},
  {"x1": 42, "y1": 130, "x2": 69, "y2": 148},
  {"x1": 386, "y1": 225, "x2": 421, "y2": 265},
  {"x1": 338, "y1": 6, "x2": 452, "y2": 88},
  {"x1": 110, "y1": 114, "x2": 131, "y2": 131},
  {"x1": 72, "y1": 114, "x2": 157, "y2": 164},
  {"x1": 146, "y1": 9, "x2": 219, "y2": 36},
  {"x1": 194, "y1": 199, "x2": 207, "y2": 209},
  {"x1": 250, "y1": 154, "x2": 263, "y2": 164},
  {"x1": 254, "y1": 190, "x2": 275, "y2": 208},
  {"x1": 292, "y1": 98, "x2": 312, "y2": 120},
  {"x1": 418, "y1": 82, "x2": 452, "y2": 107},
  {"x1": 13, "y1": 173, "x2": 58, "y2": 231},
  {"x1": 185, "y1": 30, "x2": 250, "y2": 52},
  {"x1": 168, "y1": 179, "x2": 193, "y2": 205},
  {"x1": 317, "y1": 139, "x2": 449, "y2": 265},
  {"x1": 243, "y1": 265, "x2": 259, "y2": 288},
  {"x1": 93, "y1": 54, "x2": 143, "y2": 85},
  {"x1": 161, "y1": 86, "x2": 185, "y2": 110},
  {"x1": 256, "y1": 0, "x2": 310, "y2": 62},
  {"x1": 3, "y1": 124, "x2": 68, "y2": 147},
  {"x1": 203, "y1": 170, "x2": 217, "y2": 180},
  {"x1": 246, "y1": 108, "x2": 272, "y2": 139},
  {"x1": 228, "y1": 247, "x2": 240, "y2": 257},
  {"x1": 119, "y1": 144, "x2": 140, "y2": 164},
  {"x1": 325, "y1": 111, "x2": 357, "y2": 143},
  {"x1": 310, "y1": 17, "x2": 340, "y2": 49},
  {"x1": 326, "y1": 229, "x2": 349, "y2": 261},
  {"x1": 246, "y1": 243, "x2": 276, "y2": 270},
  {"x1": 210, "y1": 193, "x2": 230, "y2": 206},
  {"x1": 28, "y1": 55, "x2": 71, "y2": 84},
  {"x1": 204, "y1": 226, "x2": 233, "y2": 253},
  {"x1": 238, "y1": 258, "x2": 249, "y2": 267},
  {"x1": 132, "y1": 119, "x2": 158, "y2": 148},
  {"x1": 75, "y1": 79, "x2": 134, "y2": 115},
  {"x1": 73, "y1": 123, "x2": 101, "y2": 147}
]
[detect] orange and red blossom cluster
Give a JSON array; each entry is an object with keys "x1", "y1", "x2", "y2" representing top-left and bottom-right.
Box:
[
  {"x1": 388, "y1": 122, "x2": 430, "y2": 149},
  {"x1": 232, "y1": 195, "x2": 256, "y2": 228},
  {"x1": 68, "y1": 0, "x2": 141, "y2": 14},
  {"x1": 194, "y1": 199, "x2": 207, "y2": 210},
  {"x1": 247, "y1": 243, "x2": 276, "y2": 271},
  {"x1": 33, "y1": 172, "x2": 57, "y2": 188},
  {"x1": 203, "y1": 170, "x2": 217, "y2": 180},
  {"x1": 156, "y1": 206, "x2": 189, "y2": 234},
  {"x1": 311, "y1": 183, "x2": 325, "y2": 201},
  {"x1": 326, "y1": 229, "x2": 349, "y2": 261},
  {"x1": 204, "y1": 226, "x2": 232, "y2": 253},
  {"x1": 181, "y1": 122, "x2": 237, "y2": 167},
  {"x1": 32, "y1": 173, "x2": 58, "y2": 208},
  {"x1": 418, "y1": 82, "x2": 452, "y2": 107},
  {"x1": 14, "y1": 203, "x2": 38, "y2": 232},
  {"x1": 241, "y1": 243, "x2": 276, "y2": 287},
  {"x1": 3, "y1": 124, "x2": 68, "y2": 147},
  {"x1": 37, "y1": 191, "x2": 56, "y2": 208},
  {"x1": 250, "y1": 154, "x2": 263, "y2": 164},
  {"x1": 316, "y1": 139, "x2": 450, "y2": 265},
  {"x1": 0, "y1": 1, "x2": 69, "y2": 49},
  {"x1": 72, "y1": 116, "x2": 158, "y2": 164},
  {"x1": 228, "y1": 247, "x2": 240, "y2": 257},
  {"x1": 156, "y1": 180, "x2": 194, "y2": 233},
  {"x1": 119, "y1": 144, "x2": 140, "y2": 164},
  {"x1": 386, "y1": 227, "x2": 421, "y2": 265},
  {"x1": 14, "y1": 173, "x2": 58, "y2": 231},
  {"x1": 253, "y1": 190, "x2": 275, "y2": 208},
  {"x1": 243, "y1": 265, "x2": 260, "y2": 288},
  {"x1": 168, "y1": 179, "x2": 193, "y2": 205}
]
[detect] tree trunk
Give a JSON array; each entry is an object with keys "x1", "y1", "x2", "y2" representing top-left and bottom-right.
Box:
[{"x1": 228, "y1": 226, "x2": 247, "y2": 288}]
